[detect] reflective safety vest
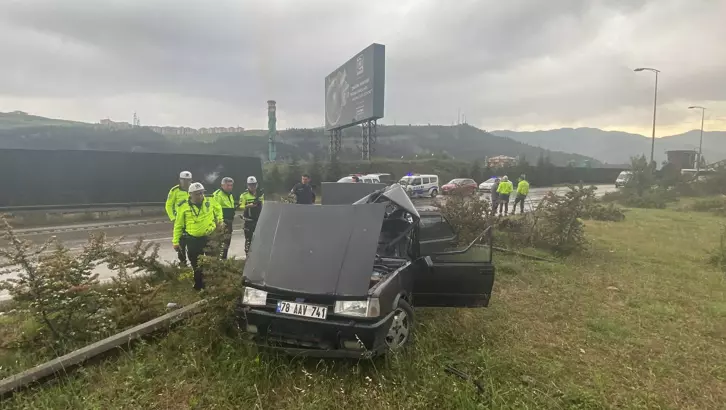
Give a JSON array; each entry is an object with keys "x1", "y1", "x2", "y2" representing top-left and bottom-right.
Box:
[
  {"x1": 497, "y1": 181, "x2": 514, "y2": 195},
  {"x1": 239, "y1": 189, "x2": 264, "y2": 220},
  {"x1": 173, "y1": 198, "x2": 223, "y2": 245},
  {"x1": 517, "y1": 180, "x2": 530, "y2": 196},
  {"x1": 165, "y1": 185, "x2": 189, "y2": 221},
  {"x1": 212, "y1": 189, "x2": 237, "y2": 220}
]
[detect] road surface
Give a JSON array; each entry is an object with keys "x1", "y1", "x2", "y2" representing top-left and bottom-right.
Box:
[{"x1": 0, "y1": 184, "x2": 616, "y2": 301}]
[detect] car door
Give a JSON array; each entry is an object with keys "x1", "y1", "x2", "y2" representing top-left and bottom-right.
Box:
[
  {"x1": 412, "y1": 257, "x2": 494, "y2": 307},
  {"x1": 412, "y1": 230, "x2": 495, "y2": 307},
  {"x1": 418, "y1": 213, "x2": 458, "y2": 255}
]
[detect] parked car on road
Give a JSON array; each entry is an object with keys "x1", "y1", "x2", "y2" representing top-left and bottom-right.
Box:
[
  {"x1": 337, "y1": 174, "x2": 381, "y2": 183},
  {"x1": 398, "y1": 174, "x2": 440, "y2": 197},
  {"x1": 237, "y1": 184, "x2": 495, "y2": 358},
  {"x1": 441, "y1": 178, "x2": 478, "y2": 195},
  {"x1": 615, "y1": 171, "x2": 632, "y2": 188},
  {"x1": 478, "y1": 177, "x2": 498, "y2": 192}
]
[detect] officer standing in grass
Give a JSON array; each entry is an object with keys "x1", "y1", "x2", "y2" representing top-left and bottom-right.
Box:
[
  {"x1": 239, "y1": 176, "x2": 264, "y2": 254},
  {"x1": 512, "y1": 174, "x2": 530, "y2": 215},
  {"x1": 490, "y1": 177, "x2": 501, "y2": 215},
  {"x1": 173, "y1": 182, "x2": 223, "y2": 290},
  {"x1": 496, "y1": 175, "x2": 514, "y2": 216},
  {"x1": 212, "y1": 177, "x2": 237, "y2": 259},
  {"x1": 166, "y1": 171, "x2": 192, "y2": 266}
]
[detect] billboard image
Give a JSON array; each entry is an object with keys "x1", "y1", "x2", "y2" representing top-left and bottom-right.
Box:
[{"x1": 325, "y1": 43, "x2": 385, "y2": 130}]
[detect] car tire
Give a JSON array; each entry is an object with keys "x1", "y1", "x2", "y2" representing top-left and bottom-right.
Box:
[
  {"x1": 385, "y1": 299, "x2": 415, "y2": 352},
  {"x1": 430, "y1": 188, "x2": 438, "y2": 198}
]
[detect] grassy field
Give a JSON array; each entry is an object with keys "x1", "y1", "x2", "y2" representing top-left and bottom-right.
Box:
[{"x1": 3, "y1": 207, "x2": 726, "y2": 409}]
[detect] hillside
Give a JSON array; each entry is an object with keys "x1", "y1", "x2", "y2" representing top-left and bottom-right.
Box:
[
  {"x1": 493, "y1": 128, "x2": 726, "y2": 165},
  {"x1": 0, "y1": 122, "x2": 599, "y2": 167},
  {"x1": 0, "y1": 111, "x2": 89, "y2": 130}
]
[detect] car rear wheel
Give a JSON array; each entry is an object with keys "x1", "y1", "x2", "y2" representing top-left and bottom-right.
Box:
[
  {"x1": 430, "y1": 188, "x2": 438, "y2": 198},
  {"x1": 385, "y1": 299, "x2": 414, "y2": 352}
]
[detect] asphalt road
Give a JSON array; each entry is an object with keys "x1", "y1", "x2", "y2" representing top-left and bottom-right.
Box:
[{"x1": 0, "y1": 184, "x2": 616, "y2": 301}]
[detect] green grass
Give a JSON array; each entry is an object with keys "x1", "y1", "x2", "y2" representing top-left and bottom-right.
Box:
[{"x1": 4, "y1": 208, "x2": 726, "y2": 409}]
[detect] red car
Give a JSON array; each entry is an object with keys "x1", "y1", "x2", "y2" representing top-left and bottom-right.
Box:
[{"x1": 441, "y1": 178, "x2": 478, "y2": 195}]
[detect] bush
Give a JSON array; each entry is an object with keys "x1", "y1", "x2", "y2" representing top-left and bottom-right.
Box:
[
  {"x1": 690, "y1": 197, "x2": 726, "y2": 216},
  {"x1": 620, "y1": 188, "x2": 677, "y2": 209},
  {"x1": 583, "y1": 202, "x2": 626, "y2": 222},
  {"x1": 436, "y1": 191, "x2": 493, "y2": 246},
  {"x1": 0, "y1": 217, "x2": 176, "y2": 347},
  {"x1": 531, "y1": 185, "x2": 592, "y2": 254}
]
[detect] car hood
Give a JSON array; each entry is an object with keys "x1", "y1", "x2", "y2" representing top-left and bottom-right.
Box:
[
  {"x1": 442, "y1": 184, "x2": 457, "y2": 189},
  {"x1": 353, "y1": 183, "x2": 420, "y2": 220},
  {"x1": 242, "y1": 202, "x2": 386, "y2": 297}
]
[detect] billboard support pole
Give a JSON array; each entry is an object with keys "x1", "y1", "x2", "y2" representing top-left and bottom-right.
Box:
[
  {"x1": 329, "y1": 129, "x2": 342, "y2": 161},
  {"x1": 358, "y1": 120, "x2": 377, "y2": 161}
]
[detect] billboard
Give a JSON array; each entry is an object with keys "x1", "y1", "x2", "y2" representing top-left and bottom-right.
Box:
[{"x1": 324, "y1": 43, "x2": 385, "y2": 130}]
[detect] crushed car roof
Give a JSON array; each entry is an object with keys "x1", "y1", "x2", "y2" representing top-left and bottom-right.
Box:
[
  {"x1": 354, "y1": 184, "x2": 420, "y2": 220},
  {"x1": 243, "y1": 202, "x2": 387, "y2": 296}
]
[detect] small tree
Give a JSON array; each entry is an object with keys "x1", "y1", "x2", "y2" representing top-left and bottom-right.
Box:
[
  {"x1": 285, "y1": 159, "x2": 302, "y2": 190},
  {"x1": 325, "y1": 156, "x2": 342, "y2": 182},
  {"x1": 0, "y1": 218, "x2": 110, "y2": 342},
  {"x1": 308, "y1": 155, "x2": 324, "y2": 186},
  {"x1": 436, "y1": 192, "x2": 493, "y2": 246},
  {"x1": 264, "y1": 163, "x2": 283, "y2": 194},
  {"x1": 626, "y1": 155, "x2": 656, "y2": 196}
]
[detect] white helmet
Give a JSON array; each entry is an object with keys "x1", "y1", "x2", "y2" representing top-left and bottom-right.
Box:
[
  {"x1": 188, "y1": 182, "x2": 205, "y2": 193},
  {"x1": 247, "y1": 176, "x2": 258, "y2": 184},
  {"x1": 502, "y1": 176, "x2": 509, "y2": 181},
  {"x1": 179, "y1": 171, "x2": 192, "y2": 179}
]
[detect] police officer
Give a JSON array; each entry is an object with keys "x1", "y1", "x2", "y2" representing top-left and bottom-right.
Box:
[
  {"x1": 173, "y1": 182, "x2": 223, "y2": 290},
  {"x1": 496, "y1": 175, "x2": 514, "y2": 216},
  {"x1": 512, "y1": 174, "x2": 530, "y2": 215},
  {"x1": 166, "y1": 171, "x2": 192, "y2": 266},
  {"x1": 239, "y1": 176, "x2": 264, "y2": 254},
  {"x1": 290, "y1": 173, "x2": 316, "y2": 204},
  {"x1": 212, "y1": 177, "x2": 236, "y2": 259}
]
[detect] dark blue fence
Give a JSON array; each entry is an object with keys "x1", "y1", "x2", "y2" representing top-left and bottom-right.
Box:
[{"x1": 0, "y1": 149, "x2": 262, "y2": 207}]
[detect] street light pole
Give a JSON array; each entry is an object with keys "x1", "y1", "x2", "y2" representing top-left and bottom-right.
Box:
[
  {"x1": 634, "y1": 67, "x2": 660, "y2": 166},
  {"x1": 688, "y1": 106, "x2": 706, "y2": 173}
]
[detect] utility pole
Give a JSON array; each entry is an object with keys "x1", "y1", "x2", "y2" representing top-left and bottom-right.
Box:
[
  {"x1": 634, "y1": 67, "x2": 660, "y2": 166},
  {"x1": 688, "y1": 105, "x2": 707, "y2": 173}
]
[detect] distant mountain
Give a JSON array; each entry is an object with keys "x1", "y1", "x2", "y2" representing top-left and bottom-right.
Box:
[
  {"x1": 0, "y1": 119, "x2": 599, "y2": 166},
  {"x1": 492, "y1": 127, "x2": 726, "y2": 165}
]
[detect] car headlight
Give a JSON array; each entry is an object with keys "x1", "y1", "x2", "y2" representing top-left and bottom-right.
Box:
[
  {"x1": 334, "y1": 298, "x2": 380, "y2": 317},
  {"x1": 242, "y1": 287, "x2": 268, "y2": 306}
]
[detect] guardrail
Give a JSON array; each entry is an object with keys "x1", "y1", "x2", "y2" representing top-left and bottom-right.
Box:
[{"x1": 0, "y1": 202, "x2": 164, "y2": 212}]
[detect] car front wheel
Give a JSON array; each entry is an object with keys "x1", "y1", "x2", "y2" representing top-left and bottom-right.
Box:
[{"x1": 385, "y1": 299, "x2": 414, "y2": 352}]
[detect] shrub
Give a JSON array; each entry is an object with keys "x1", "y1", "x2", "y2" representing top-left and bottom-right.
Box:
[
  {"x1": 583, "y1": 202, "x2": 626, "y2": 222},
  {"x1": 0, "y1": 217, "x2": 177, "y2": 347},
  {"x1": 690, "y1": 197, "x2": 726, "y2": 216},
  {"x1": 435, "y1": 191, "x2": 493, "y2": 246}
]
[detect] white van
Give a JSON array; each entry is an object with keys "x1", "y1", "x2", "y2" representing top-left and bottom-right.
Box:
[
  {"x1": 398, "y1": 174, "x2": 440, "y2": 197},
  {"x1": 337, "y1": 174, "x2": 381, "y2": 183}
]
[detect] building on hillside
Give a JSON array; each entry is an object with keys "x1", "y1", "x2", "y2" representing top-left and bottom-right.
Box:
[
  {"x1": 666, "y1": 150, "x2": 698, "y2": 171},
  {"x1": 487, "y1": 155, "x2": 517, "y2": 168}
]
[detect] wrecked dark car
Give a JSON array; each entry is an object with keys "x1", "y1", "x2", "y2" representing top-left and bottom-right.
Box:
[{"x1": 237, "y1": 184, "x2": 495, "y2": 358}]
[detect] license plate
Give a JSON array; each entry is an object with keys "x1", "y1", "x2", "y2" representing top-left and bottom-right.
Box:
[{"x1": 276, "y1": 301, "x2": 328, "y2": 320}]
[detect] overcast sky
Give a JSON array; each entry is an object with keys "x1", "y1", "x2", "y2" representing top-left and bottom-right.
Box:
[{"x1": 0, "y1": 0, "x2": 724, "y2": 136}]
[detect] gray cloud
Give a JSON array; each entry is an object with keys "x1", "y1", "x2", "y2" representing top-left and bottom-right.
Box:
[{"x1": 0, "y1": 0, "x2": 723, "y2": 133}]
